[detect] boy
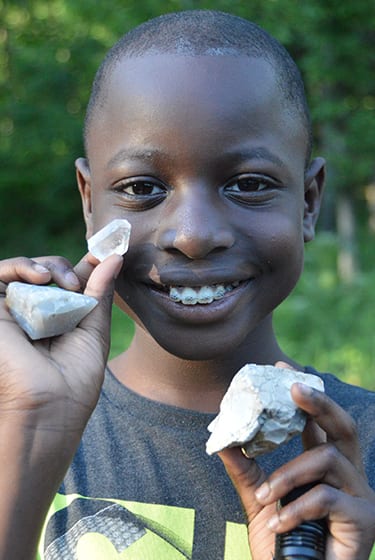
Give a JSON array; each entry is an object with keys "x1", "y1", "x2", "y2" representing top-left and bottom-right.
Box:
[{"x1": 0, "y1": 10, "x2": 374, "y2": 559}]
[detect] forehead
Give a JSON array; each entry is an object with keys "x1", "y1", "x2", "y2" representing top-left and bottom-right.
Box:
[
  {"x1": 87, "y1": 54, "x2": 306, "y2": 166},
  {"x1": 109, "y1": 53, "x2": 276, "y2": 99}
]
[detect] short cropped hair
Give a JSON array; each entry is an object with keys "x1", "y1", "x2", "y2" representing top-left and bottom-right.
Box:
[{"x1": 84, "y1": 10, "x2": 312, "y2": 162}]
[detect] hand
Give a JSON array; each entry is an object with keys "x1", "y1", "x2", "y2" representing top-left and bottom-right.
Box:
[
  {"x1": 219, "y1": 380, "x2": 375, "y2": 559},
  {"x1": 0, "y1": 253, "x2": 123, "y2": 424}
]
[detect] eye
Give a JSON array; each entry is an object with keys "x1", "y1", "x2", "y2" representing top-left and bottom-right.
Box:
[
  {"x1": 223, "y1": 174, "x2": 281, "y2": 204},
  {"x1": 113, "y1": 177, "x2": 168, "y2": 210},
  {"x1": 226, "y1": 176, "x2": 272, "y2": 193},
  {"x1": 116, "y1": 179, "x2": 166, "y2": 197}
]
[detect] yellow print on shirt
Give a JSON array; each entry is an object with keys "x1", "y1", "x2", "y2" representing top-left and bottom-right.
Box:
[{"x1": 38, "y1": 493, "x2": 251, "y2": 559}]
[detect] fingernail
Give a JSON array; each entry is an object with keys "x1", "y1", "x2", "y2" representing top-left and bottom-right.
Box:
[
  {"x1": 113, "y1": 257, "x2": 124, "y2": 279},
  {"x1": 65, "y1": 271, "x2": 80, "y2": 286},
  {"x1": 267, "y1": 514, "x2": 280, "y2": 531},
  {"x1": 255, "y1": 482, "x2": 271, "y2": 501},
  {"x1": 296, "y1": 382, "x2": 313, "y2": 396},
  {"x1": 34, "y1": 264, "x2": 49, "y2": 274}
]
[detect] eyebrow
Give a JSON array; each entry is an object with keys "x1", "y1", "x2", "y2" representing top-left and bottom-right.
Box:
[
  {"x1": 106, "y1": 146, "x2": 286, "y2": 169},
  {"x1": 106, "y1": 148, "x2": 165, "y2": 169},
  {"x1": 232, "y1": 147, "x2": 286, "y2": 168}
]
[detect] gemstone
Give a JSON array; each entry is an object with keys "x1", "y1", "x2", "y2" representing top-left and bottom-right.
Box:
[
  {"x1": 88, "y1": 219, "x2": 131, "y2": 261},
  {"x1": 5, "y1": 282, "x2": 98, "y2": 340},
  {"x1": 206, "y1": 364, "x2": 324, "y2": 457}
]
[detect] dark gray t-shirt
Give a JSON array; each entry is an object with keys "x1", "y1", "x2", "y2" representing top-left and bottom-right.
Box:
[{"x1": 39, "y1": 367, "x2": 375, "y2": 559}]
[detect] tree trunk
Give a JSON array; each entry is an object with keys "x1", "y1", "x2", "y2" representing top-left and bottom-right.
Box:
[{"x1": 336, "y1": 194, "x2": 358, "y2": 283}]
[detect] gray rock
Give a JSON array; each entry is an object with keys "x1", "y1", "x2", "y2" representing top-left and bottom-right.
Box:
[
  {"x1": 206, "y1": 364, "x2": 324, "y2": 457},
  {"x1": 5, "y1": 282, "x2": 98, "y2": 340}
]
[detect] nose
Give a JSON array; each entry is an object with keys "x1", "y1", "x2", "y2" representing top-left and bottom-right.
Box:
[{"x1": 156, "y1": 186, "x2": 235, "y2": 259}]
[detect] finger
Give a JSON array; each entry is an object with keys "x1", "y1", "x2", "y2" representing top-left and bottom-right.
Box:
[
  {"x1": 0, "y1": 257, "x2": 52, "y2": 293},
  {"x1": 83, "y1": 254, "x2": 123, "y2": 299},
  {"x1": 254, "y1": 443, "x2": 369, "y2": 508},
  {"x1": 32, "y1": 256, "x2": 81, "y2": 290},
  {"x1": 291, "y1": 382, "x2": 364, "y2": 473},
  {"x1": 218, "y1": 447, "x2": 266, "y2": 521},
  {"x1": 72, "y1": 254, "x2": 123, "y2": 358},
  {"x1": 219, "y1": 447, "x2": 278, "y2": 554},
  {"x1": 73, "y1": 252, "x2": 101, "y2": 291},
  {"x1": 266, "y1": 483, "x2": 375, "y2": 540},
  {"x1": 301, "y1": 416, "x2": 326, "y2": 449},
  {"x1": 274, "y1": 360, "x2": 295, "y2": 370}
]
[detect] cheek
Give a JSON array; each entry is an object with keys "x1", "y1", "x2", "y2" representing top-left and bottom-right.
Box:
[
  {"x1": 91, "y1": 207, "x2": 117, "y2": 231},
  {"x1": 114, "y1": 292, "x2": 145, "y2": 329},
  {"x1": 89, "y1": 187, "x2": 125, "y2": 232},
  {"x1": 264, "y1": 213, "x2": 305, "y2": 282},
  {"x1": 113, "y1": 246, "x2": 152, "y2": 316},
  {"x1": 241, "y1": 207, "x2": 305, "y2": 284}
]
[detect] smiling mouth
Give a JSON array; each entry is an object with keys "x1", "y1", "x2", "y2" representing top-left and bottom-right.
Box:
[{"x1": 151, "y1": 280, "x2": 248, "y2": 305}]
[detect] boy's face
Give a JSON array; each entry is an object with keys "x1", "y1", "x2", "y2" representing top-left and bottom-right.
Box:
[{"x1": 78, "y1": 54, "x2": 323, "y2": 360}]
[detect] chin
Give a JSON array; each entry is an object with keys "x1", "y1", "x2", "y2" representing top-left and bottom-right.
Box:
[{"x1": 152, "y1": 330, "x2": 244, "y2": 362}]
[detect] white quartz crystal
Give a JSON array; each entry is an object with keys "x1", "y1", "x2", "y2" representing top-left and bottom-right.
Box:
[
  {"x1": 88, "y1": 219, "x2": 131, "y2": 261},
  {"x1": 5, "y1": 282, "x2": 98, "y2": 340},
  {"x1": 206, "y1": 364, "x2": 324, "y2": 457}
]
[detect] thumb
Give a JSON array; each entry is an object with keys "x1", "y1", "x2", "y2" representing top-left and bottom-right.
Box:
[
  {"x1": 218, "y1": 447, "x2": 266, "y2": 522},
  {"x1": 219, "y1": 448, "x2": 278, "y2": 557},
  {"x1": 78, "y1": 254, "x2": 123, "y2": 358},
  {"x1": 73, "y1": 252, "x2": 101, "y2": 291}
]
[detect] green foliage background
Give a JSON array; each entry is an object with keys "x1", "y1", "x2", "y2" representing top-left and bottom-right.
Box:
[{"x1": 1, "y1": 0, "x2": 375, "y2": 389}]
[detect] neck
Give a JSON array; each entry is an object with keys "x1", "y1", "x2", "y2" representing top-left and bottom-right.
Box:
[{"x1": 109, "y1": 315, "x2": 295, "y2": 413}]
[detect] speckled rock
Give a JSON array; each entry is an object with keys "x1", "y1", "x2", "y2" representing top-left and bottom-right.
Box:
[
  {"x1": 206, "y1": 363, "x2": 324, "y2": 457},
  {"x1": 6, "y1": 282, "x2": 98, "y2": 340}
]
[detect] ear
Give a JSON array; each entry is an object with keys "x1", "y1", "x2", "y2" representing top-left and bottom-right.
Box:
[
  {"x1": 303, "y1": 157, "x2": 326, "y2": 242},
  {"x1": 76, "y1": 157, "x2": 94, "y2": 239}
]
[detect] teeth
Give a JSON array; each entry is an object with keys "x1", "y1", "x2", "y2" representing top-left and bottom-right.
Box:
[
  {"x1": 179, "y1": 287, "x2": 198, "y2": 305},
  {"x1": 169, "y1": 282, "x2": 240, "y2": 305},
  {"x1": 213, "y1": 284, "x2": 226, "y2": 300},
  {"x1": 196, "y1": 286, "x2": 214, "y2": 304}
]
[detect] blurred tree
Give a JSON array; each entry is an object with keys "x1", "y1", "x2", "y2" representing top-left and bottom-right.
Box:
[
  {"x1": 296, "y1": 0, "x2": 375, "y2": 282},
  {"x1": 1, "y1": 0, "x2": 88, "y2": 259},
  {"x1": 1, "y1": 0, "x2": 374, "y2": 276}
]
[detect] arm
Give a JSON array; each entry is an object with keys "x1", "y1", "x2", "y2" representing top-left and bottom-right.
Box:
[
  {"x1": 0, "y1": 254, "x2": 123, "y2": 559},
  {"x1": 219, "y1": 381, "x2": 375, "y2": 559}
]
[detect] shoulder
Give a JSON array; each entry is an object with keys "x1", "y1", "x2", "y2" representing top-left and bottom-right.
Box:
[{"x1": 305, "y1": 366, "x2": 375, "y2": 489}]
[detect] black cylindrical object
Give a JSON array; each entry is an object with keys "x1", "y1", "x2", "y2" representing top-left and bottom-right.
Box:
[{"x1": 274, "y1": 485, "x2": 327, "y2": 559}]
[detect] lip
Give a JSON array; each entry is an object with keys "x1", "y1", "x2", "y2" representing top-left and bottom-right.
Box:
[
  {"x1": 144, "y1": 278, "x2": 253, "y2": 324},
  {"x1": 146, "y1": 264, "x2": 258, "y2": 289},
  {"x1": 146, "y1": 278, "x2": 244, "y2": 292}
]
